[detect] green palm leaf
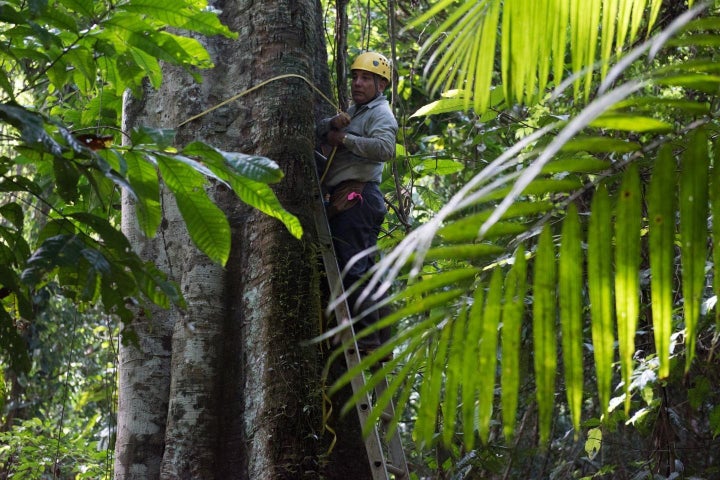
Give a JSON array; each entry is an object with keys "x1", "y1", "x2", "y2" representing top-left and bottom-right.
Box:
[
  {"x1": 559, "y1": 203, "x2": 583, "y2": 435},
  {"x1": 678, "y1": 128, "x2": 709, "y2": 372},
  {"x1": 588, "y1": 184, "x2": 615, "y2": 420},
  {"x1": 462, "y1": 286, "x2": 485, "y2": 451},
  {"x1": 477, "y1": 268, "x2": 503, "y2": 444},
  {"x1": 533, "y1": 226, "x2": 557, "y2": 445},
  {"x1": 648, "y1": 145, "x2": 675, "y2": 379},
  {"x1": 410, "y1": 0, "x2": 664, "y2": 110},
  {"x1": 501, "y1": 247, "x2": 527, "y2": 440},
  {"x1": 614, "y1": 164, "x2": 642, "y2": 414}
]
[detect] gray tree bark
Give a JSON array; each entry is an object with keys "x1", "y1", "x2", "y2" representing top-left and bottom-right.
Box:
[{"x1": 114, "y1": 1, "x2": 375, "y2": 478}]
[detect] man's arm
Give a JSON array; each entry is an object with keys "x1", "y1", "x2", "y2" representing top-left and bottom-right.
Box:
[{"x1": 344, "y1": 108, "x2": 397, "y2": 162}]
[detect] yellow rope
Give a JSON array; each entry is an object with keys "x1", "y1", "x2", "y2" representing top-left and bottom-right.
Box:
[
  {"x1": 319, "y1": 147, "x2": 338, "y2": 185},
  {"x1": 176, "y1": 73, "x2": 339, "y2": 128}
]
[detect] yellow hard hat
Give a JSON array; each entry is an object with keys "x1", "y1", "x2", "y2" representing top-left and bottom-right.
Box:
[{"x1": 351, "y1": 52, "x2": 392, "y2": 83}]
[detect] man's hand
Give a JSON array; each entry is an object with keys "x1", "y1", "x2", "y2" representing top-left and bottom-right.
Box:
[
  {"x1": 326, "y1": 130, "x2": 346, "y2": 147},
  {"x1": 330, "y1": 112, "x2": 350, "y2": 129}
]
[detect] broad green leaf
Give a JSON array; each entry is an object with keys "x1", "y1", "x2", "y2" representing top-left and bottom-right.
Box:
[
  {"x1": 560, "y1": 136, "x2": 641, "y2": 154},
  {"x1": 129, "y1": 48, "x2": 163, "y2": 89},
  {"x1": 589, "y1": 114, "x2": 673, "y2": 133},
  {"x1": 53, "y1": 157, "x2": 81, "y2": 203},
  {"x1": 0, "y1": 202, "x2": 24, "y2": 230},
  {"x1": 648, "y1": 145, "x2": 676, "y2": 379},
  {"x1": 119, "y1": 0, "x2": 237, "y2": 38},
  {"x1": 43, "y1": 6, "x2": 79, "y2": 34},
  {"x1": 131, "y1": 126, "x2": 176, "y2": 149},
  {"x1": 588, "y1": 184, "x2": 615, "y2": 421},
  {"x1": 156, "y1": 154, "x2": 231, "y2": 265},
  {"x1": 477, "y1": 268, "x2": 502, "y2": 444},
  {"x1": 21, "y1": 234, "x2": 86, "y2": 285},
  {"x1": 614, "y1": 164, "x2": 641, "y2": 414},
  {"x1": 226, "y1": 176, "x2": 302, "y2": 240},
  {"x1": 501, "y1": 246, "x2": 527, "y2": 440},
  {"x1": 411, "y1": 97, "x2": 471, "y2": 117},
  {"x1": 131, "y1": 260, "x2": 185, "y2": 309},
  {"x1": 0, "y1": 103, "x2": 63, "y2": 157},
  {"x1": 127, "y1": 29, "x2": 213, "y2": 69},
  {"x1": 182, "y1": 141, "x2": 284, "y2": 184},
  {"x1": 123, "y1": 151, "x2": 161, "y2": 238},
  {"x1": 559, "y1": 203, "x2": 583, "y2": 436},
  {"x1": 57, "y1": 0, "x2": 95, "y2": 17},
  {"x1": 63, "y1": 46, "x2": 97, "y2": 90},
  {"x1": 533, "y1": 226, "x2": 557, "y2": 445},
  {"x1": 585, "y1": 427, "x2": 602, "y2": 460},
  {"x1": 412, "y1": 158, "x2": 465, "y2": 177},
  {"x1": 678, "y1": 128, "x2": 709, "y2": 373}
]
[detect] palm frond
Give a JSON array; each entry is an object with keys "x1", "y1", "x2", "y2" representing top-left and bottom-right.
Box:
[{"x1": 409, "y1": 0, "x2": 667, "y2": 109}]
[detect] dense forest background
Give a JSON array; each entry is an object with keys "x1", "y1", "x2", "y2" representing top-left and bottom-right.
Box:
[{"x1": 1, "y1": 0, "x2": 720, "y2": 478}]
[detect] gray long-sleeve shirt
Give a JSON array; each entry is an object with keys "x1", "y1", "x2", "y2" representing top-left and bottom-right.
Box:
[{"x1": 317, "y1": 94, "x2": 398, "y2": 188}]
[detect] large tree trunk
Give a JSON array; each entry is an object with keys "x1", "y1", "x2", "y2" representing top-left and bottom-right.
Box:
[{"x1": 115, "y1": 1, "x2": 377, "y2": 478}]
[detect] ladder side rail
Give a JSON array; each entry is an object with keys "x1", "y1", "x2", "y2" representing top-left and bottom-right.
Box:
[
  {"x1": 374, "y1": 376, "x2": 410, "y2": 478},
  {"x1": 312, "y1": 174, "x2": 390, "y2": 480}
]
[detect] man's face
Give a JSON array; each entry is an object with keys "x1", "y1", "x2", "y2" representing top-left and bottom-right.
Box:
[{"x1": 351, "y1": 69, "x2": 386, "y2": 105}]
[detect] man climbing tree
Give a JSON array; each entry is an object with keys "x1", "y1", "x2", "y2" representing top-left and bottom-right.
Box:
[{"x1": 317, "y1": 51, "x2": 398, "y2": 357}]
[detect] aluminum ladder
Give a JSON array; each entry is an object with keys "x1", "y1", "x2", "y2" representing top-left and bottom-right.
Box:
[{"x1": 312, "y1": 162, "x2": 410, "y2": 480}]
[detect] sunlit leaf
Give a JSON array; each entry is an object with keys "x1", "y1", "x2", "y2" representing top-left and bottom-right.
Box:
[
  {"x1": 614, "y1": 164, "x2": 641, "y2": 414},
  {"x1": 533, "y1": 226, "x2": 557, "y2": 445},
  {"x1": 156, "y1": 154, "x2": 231, "y2": 265},
  {"x1": 678, "y1": 128, "x2": 709, "y2": 372},
  {"x1": 588, "y1": 184, "x2": 615, "y2": 420},
  {"x1": 648, "y1": 145, "x2": 676, "y2": 379},
  {"x1": 589, "y1": 114, "x2": 673, "y2": 132},
  {"x1": 411, "y1": 97, "x2": 470, "y2": 117},
  {"x1": 119, "y1": 0, "x2": 237, "y2": 38},
  {"x1": 123, "y1": 150, "x2": 162, "y2": 238},
  {"x1": 559, "y1": 203, "x2": 583, "y2": 435}
]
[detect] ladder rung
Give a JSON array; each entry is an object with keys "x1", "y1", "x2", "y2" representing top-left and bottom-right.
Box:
[{"x1": 386, "y1": 463, "x2": 407, "y2": 477}]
